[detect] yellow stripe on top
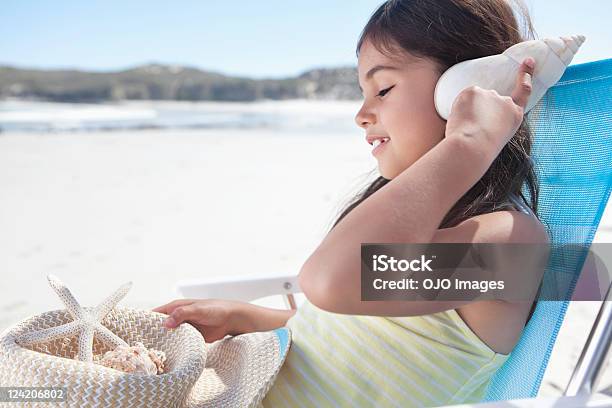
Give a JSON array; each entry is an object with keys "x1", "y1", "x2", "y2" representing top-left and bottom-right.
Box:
[{"x1": 260, "y1": 300, "x2": 509, "y2": 408}]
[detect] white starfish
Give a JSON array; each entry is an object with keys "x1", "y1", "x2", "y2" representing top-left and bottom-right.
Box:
[{"x1": 16, "y1": 274, "x2": 132, "y2": 362}]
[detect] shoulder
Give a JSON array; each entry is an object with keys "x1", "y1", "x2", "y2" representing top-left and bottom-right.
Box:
[
  {"x1": 435, "y1": 211, "x2": 549, "y2": 353},
  {"x1": 432, "y1": 209, "x2": 549, "y2": 244}
]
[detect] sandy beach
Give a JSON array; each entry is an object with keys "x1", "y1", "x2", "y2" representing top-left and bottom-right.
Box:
[{"x1": 1, "y1": 103, "x2": 610, "y2": 398}]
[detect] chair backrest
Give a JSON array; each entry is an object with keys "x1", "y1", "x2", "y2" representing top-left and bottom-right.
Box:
[{"x1": 483, "y1": 58, "x2": 612, "y2": 401}]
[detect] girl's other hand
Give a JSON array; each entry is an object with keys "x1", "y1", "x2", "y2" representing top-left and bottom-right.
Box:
[
  {"x1": 153, "y1": 298, "x2": 253, "y2": 343},
  {"x1": 444, "y1": 57, "x2": 535, "y2": 160}
]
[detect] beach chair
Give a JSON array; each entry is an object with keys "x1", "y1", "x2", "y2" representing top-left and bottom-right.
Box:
[{"x1": 176, "y1": 58, "x2": 612, "y2": 406}]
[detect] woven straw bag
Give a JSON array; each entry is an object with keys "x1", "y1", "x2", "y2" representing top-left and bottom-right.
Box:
[{"x1": 0, "y1": 307, "x2": 291, "y2": 408}]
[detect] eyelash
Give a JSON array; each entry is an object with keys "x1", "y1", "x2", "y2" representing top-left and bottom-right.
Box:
[{"x1": 377, "y1": 85, "x2": 395, "y2": 98}]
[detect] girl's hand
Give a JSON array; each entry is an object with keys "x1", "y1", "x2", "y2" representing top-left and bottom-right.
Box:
[
  {"x1": 444, "y1": 57, "x2": 535, "y2": 160},
  {"x1": 153, "y1": 298, "x2": 254, "y2": 343}
]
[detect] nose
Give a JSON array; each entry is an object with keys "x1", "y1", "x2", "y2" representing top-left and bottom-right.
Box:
[{"x1": 355, "y1": 102, "x2": 376, "y2": 129}]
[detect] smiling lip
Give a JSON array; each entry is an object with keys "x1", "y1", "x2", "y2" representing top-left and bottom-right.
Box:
[
  {"x1": 366, "y1": 135, "x2": 390, "y2": 157},
  {"x1": 371, "y1": 138, "x2": 389, "y2": 156},
  {"x1": 366, "y1": 134, "x2": 390, "y2": 145}
]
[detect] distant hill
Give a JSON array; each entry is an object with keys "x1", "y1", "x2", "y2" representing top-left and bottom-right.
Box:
[{"x1": 0, "y1": 63, "x2": 361, "y2": 103}]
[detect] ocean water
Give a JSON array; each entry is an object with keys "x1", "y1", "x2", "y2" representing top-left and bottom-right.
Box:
[{"x1": 0, "y1": 99, "x2": 362, "y2": 134}]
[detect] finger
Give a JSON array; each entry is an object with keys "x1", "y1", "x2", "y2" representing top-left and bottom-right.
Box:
[
  {"x1": 511, "y1": 57, "x2": 535, "y2": 110},
  {"x1": 152, "y1": 299, "x2": 190, "y2": 314},
  {"x1": 166, "y1": 304, "x2": 206, "y2": 329},
  {"x1": 152, "y1": 299, "x2": 195, "y2": 315}
]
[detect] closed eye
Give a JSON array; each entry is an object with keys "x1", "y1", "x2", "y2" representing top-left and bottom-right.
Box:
[{"x1": 377, "y1": 85, "x2": 395, "y2": 98}]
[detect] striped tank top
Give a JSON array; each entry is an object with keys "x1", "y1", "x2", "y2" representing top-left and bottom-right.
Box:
[{"x1": 260, "y1": 194, "x2": 536, "y2": 407}]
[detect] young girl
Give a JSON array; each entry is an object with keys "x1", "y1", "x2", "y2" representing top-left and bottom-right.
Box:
[{"x1": 154, "y1": 0, "x2": 549, "y2": 405}]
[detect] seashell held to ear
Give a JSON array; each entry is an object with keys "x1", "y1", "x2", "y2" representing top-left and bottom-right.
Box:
[{"x1": 434, "y1": 35, "x2": 586, "y2": 120}]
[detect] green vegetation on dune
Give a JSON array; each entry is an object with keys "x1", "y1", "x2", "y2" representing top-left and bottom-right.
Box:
[{"x1": 0, "y1": 64, "x2": 360, "y2": 103}]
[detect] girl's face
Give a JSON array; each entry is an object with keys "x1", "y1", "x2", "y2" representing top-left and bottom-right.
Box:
[{"x1": 355, "y1": 39, "x2": 447, "y2": 179}]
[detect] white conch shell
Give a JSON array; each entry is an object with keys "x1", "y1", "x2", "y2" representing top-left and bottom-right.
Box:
[{"x1": 434, "y1": 35, "x2": 586, "y2": 120}]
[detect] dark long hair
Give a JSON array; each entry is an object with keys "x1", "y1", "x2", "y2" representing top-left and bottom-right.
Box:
[{"x1": 331, "y1": 0, "x2": 540, "y2": 231}]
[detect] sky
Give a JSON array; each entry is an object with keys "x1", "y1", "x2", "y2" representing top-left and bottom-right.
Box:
[{"x1": 1, "y1": 0, "x2": 610, "y2": 79}]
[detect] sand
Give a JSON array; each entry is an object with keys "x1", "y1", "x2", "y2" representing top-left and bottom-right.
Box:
[{"x1": 0, "y1": 127, "x2": 610, "y2": 398}]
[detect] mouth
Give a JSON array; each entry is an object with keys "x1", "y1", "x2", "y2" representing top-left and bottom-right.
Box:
[{"x1": 370, "y1": 137, "x2": 390, "y2": 156}]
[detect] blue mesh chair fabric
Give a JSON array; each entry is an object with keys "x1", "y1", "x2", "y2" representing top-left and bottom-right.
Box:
[{"x1": 483, "y1": 58, "x2": 612, "y2": 401}]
